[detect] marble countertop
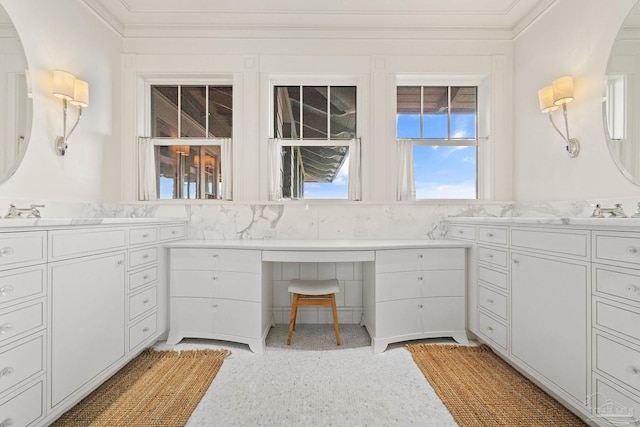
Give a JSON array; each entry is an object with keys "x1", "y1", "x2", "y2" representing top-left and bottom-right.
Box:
[
  {"x1": 446, "y1": 216, "x2": 640, "y2": 227},
  {"x1": 0, "y1": 217, "x2": 186, "y2": 229},
  {"x1": 166, "y1": 239, "x2": 471, "y2": 250}
]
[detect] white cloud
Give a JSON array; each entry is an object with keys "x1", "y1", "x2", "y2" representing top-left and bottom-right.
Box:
[{"x1": 415, "y1": 180, "x2": 476, "y2": 199}]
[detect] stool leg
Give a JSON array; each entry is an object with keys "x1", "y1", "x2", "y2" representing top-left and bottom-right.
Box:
[
  {"x1": 287, "y1": 294, "x2": 299, "y2": 345},
  {"x1": 330, "y1": 293, "x2": 341, "y2": 345}
]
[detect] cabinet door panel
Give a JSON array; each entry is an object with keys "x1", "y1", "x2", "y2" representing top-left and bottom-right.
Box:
[
  {"x1": 172, "y1": 297, "x2": 260, "y2": 339},
  {"x1": 51, "y1": 253, "x2": 125, "y2": 407},
  {"x1": 511, "y1": 251, "x2": 587, "y2": 402},
  {"x1": 375, "y1": 299, "x2": 422, "y2": 338},
  {"x1": 421, "y1": 297, "x2": 465, "y2": 333},
  {"x1": 171, "y1": 270, "x2": 261, "y2": 302},
  {"x1": 377, "y1": 270, "x2": 464, "y2": 301}
]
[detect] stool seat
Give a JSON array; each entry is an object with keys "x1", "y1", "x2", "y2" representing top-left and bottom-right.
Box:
[
  {"x1": 288, "y1": 279, "x2": 340, "y2": 295},
  {"x1": 287, "y1": 278, "x2": 341, "y2": 346}
]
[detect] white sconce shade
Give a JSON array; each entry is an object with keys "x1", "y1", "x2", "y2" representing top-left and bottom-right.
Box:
[
  {"x1": 70, "y1": 79, "x2": 89, "y2": 107},
  {"x1": 552, "y1": 76, "x2": 574, "y2": 105},
  {"x1": 52, "y1": 70, "x2": 75, "y2": 100},
  {"x1": 538, "y1": 86, "x2": 558, "y2": 113}
]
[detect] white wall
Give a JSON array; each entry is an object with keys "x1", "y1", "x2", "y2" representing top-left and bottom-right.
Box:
[
  {"x1": 0, "y1": 0, "x2": 122, "y2": 204},
  {"x1": 513, "y1": 0, "x2": 640, "y2": 202}
]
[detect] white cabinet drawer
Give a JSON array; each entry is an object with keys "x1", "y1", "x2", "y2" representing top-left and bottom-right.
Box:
[
  {"x1": 594, "y1": 299, "x2": 640, "y2": 343},
  {"x1": 594, "y1": 264, "x2": 640, "y2": 304},
  {"x1": 0, "y1": 232, "x2": 46, "y2": 269},
  {"x1": 478, "y1": 226, "x2": 508, "y2": 246},
  {"x1": 595, "y1": 334, "x2": 640, "y2": 394},
  {"x1": 129, "y1": 266, "x2": 157, "y2": 292},
  {"x1": 49, "y1": 228, "x2": 126, "y2": 260},
  {"x1": 449, "y1": 224, "x2": 476, "y2": 241},
  {"x1": 375, "y1": 248, "x2": 464, "y2": 273},
  {"x1": 171, "y1": 270, "x2": 261, "y2": 302},
  {"x1": 593, "y1": 376, "x2": 640, "y2": 426},
  {"x1": 129, "y1": 312, "x2": 158, "y2": 351},
  {"x1": 376, "y1": 270, "x2": 465, "y2": 301},
  {"x1": 171, "y1": 248, "x2": 261, "y2": 273},
  {"x1": 595, "y1": 232, "x2": 640, "y2": 267},
  {"x1": 172, "y1": 297, "x2": 261, "y2": 339},
  {"x1": 511, "y1": 227, "x2": 589, "y2": 259},
  {"x1": 478, "y1": 285, "x2": 507, "y2": 320},
  {"x1": 129, "y1": 227, "x2": 158, "y2": 246},
  {"x1": 0, "y1": 335, "x2": 44, "y2": 396},
  {"x1": 129, "y1": 247, "x2": 157, "y2": 269},
  {"x1": 129, "y1": 287, "x2": 157, "y2": 321},
  {"x1": 160, "y1": 224, "x2": 185, "y2": 241},
  {"x1": 0, "y1": 380, "x2": 43, "y2": 427},
  {"x1": 0, "y1": 301, "x2": 44, "y2": 344},
  {"x1": 478, "y1": 311, "x2": 507, "y2": 350},
  {"x1": 478, "y1": 265, "x2": 507, "y2": 291},
  {"x1": 0, "y1": 266, "x2": 45, "y2": 307},
  {"x1": 478, "y1": 246, "x2": 507, "y2": 268}
]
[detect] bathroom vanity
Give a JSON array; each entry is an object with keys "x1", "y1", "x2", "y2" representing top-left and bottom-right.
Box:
[
  {"x1": 448, "y1": 217, "x2": 640, "y2": 426},
  {"x1": 0, "y1": 218, "x2": 185, "y2": 427}
]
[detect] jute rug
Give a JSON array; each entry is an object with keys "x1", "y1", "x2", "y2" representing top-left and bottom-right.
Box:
[
  {"x1": 53, "y1": 349, "x2": 228, "y2": 427},
  {"x1": 406, "y1": 344, "x2": 587, "y2": 426}
]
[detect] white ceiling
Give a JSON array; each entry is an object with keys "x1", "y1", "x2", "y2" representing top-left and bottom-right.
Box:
[{"x1": 81, "y1": 0, "x2": 557, "y2": 39}]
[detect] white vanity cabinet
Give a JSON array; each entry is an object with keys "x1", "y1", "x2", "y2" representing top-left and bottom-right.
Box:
[
  {"x1": 368, "y1": 248, "x2": 468, "y2": 354},
  {"x1": 167, "y1": 248, "x2": 271, "y2": 354},
  {"x1": 0, "y1": 219, "x2": 184, "y2": 427},
  {"x1": 591, "y1": 231, "x2": 640, "y2": 425},
  {"x1": 447, "y1": 218, "x2": 640, "y2": 425}
]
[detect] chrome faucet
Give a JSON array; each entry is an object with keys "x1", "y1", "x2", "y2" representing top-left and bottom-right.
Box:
[
  {"x1": 591, "y1": 203, "x2": 628, "y2": 218},
  {"x1": 4, "y1": 204, "x2": 45, "y2": 219}
]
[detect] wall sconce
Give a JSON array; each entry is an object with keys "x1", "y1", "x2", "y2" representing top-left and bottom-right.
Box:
[
  {"x1": 52, "y1": 70, "x2": 89, "y2": 156},
  {"x1": 538, "y1": 76, "x2": 580, "y2": 158}
]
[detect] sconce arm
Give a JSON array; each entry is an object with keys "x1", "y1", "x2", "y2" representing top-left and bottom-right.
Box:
[{"x1": 547, "y1": 110, "x2": 580, "y2": 158}]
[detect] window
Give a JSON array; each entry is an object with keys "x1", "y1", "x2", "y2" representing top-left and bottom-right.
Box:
[
  {"x1": 145, "y1": 84, "x2": 232, "y2": 200},
  {"x1": 270, "y1": 85, "x2": 360, "y2": 200},
  {"x1": 605, "y1": 75, "x2": 626, "y2": 141},
  {"x1": 397, "y1": 86, "x2": 478, "y2": 200}
]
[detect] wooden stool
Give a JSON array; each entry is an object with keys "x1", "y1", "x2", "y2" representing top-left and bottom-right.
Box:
[{"x1": 287, "y1": 279, "x2": 341, "y2": 345}]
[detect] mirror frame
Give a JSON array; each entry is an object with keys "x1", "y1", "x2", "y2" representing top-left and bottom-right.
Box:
[{"x1": 0, "y1": 4, "x2": 33, "y2": 185}]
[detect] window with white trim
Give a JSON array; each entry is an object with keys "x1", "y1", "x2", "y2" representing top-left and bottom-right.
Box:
[
  {"x1": 141, "y1": 84, "x2": 232, "y2": 200},
  {"x1": 269, "y1": 85, "x2": 360, "y2": 200},
  {"x1": 396, "y1": 85, "x2": 478, "y2": 200}
]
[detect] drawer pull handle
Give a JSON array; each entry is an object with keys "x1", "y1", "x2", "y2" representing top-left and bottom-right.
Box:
[
  {"x1": 628, "y1": 366, "x2": 640, "y2": 376},
  {"x1": 0, "y1": 286, "x2": 14, "y2": 296},
  {"x1": 627, "y1": 246, "x2": 639, "y2": 254},
  {"x1": 143, "y1": 275, "x2": 149, "y2": 280},
  {"x1": 486, "y1": 233, "x2": 494, "y2": 238},
  {"x1": 0, "y1": 367, "x2": 14, "y2": 377},
  {"x1": 143, "y1": 254, "x2": 149, "y2": 259},
  {"x1": 212, "y1": 276, "x2": 219, "y2": 281},
  {"x1": 143, "y1": 299, "x2": 150, "y2": 304},
  {"x1": 486, "y1": 253, "x2": 494, "y2": 259},
  {"x1": 627, "y1": 285, "x2": 640, "y2": 293},
  {"x1": 142, "y1": 233, "x2": 149, "y2": 238},
  {"x1": 417, "y1": 276, "x2": 423, "y2": 281},
  {"x1": 0, "y1": 247, "x2": 14, "y2": 257},
  {"x1": 212, "y1": 254, "x2": 219, "y2": 259},
  {"x1": 142, "y1": 327, "x2": 150, "y2": 333},
  {"x1": 457, "y1": 230, "x2": 464, "y2": 234},
  {"x1": 417, "y1": 254, "x2": 423, "y2": 259},
  {"x1": 171, "y1": 230, "x2": 177, "y2": 234},
  {"x1": 0, "y1": 323, "x2": 13, "y2": 334},
  {"x1": 486, "y1": 299, "x2": 494, "y2": 305},
  {"x1": 0, "y1": 418, "x2": 14, "y2": 427},
  {"x1": 486, "y1": 326, "x2": 493, "y2": 333},
  {"x1": 117, "y1": 260, "x2": 124, "y2": 265},
  {"x1": 212, "y1": 304, "x2": 219, "y2": 308},
  {"x1": 513, "y1": 259, "x2": 519, "y2": 264}
]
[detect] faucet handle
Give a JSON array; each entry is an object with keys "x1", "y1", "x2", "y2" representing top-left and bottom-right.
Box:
[{"x1": 632, "y1": 202, "x2": 640, "y2": 218}]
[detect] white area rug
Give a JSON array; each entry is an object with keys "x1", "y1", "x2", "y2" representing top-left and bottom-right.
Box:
[{"x1": 155, "y1": 325, "x2": 459, "y2": 426}]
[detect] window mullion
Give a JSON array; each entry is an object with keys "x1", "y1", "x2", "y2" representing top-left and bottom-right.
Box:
[
  {"x1": 447, "y1": 86, "x2": 451, "y2": 140},
  {"x1": 177, "y1": 85, "x2": 182, "y2": 138},
  {"x1": 420, "y1": 86, "x2": 424, "y2": 139},
  {"x1": 205, "y1": 85, "x2": 209, "y2": 138}
]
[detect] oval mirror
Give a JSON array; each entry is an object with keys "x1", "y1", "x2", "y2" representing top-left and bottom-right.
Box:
[
  {"x1": 0, "y1": 4, "x2": 32, "y2": 185},
  {"x1": 604, "y1": 1, "x2": 640, "y2": 185}
]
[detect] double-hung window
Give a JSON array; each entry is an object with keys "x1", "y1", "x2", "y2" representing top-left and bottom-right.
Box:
[
  {"x1": 397, "y1": 85, "x2": 478, "y2": 200},
  {"x1": 141, "y1": 84, "x2": 232, "y2": 200},
  {"x1": 269, "y1": 85, "x2": 361, "y2": 200}
]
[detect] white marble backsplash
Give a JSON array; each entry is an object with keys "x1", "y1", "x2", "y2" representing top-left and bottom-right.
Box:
[{"x1": 2, "y1": 196, "x2": 640, "y2": 238}]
